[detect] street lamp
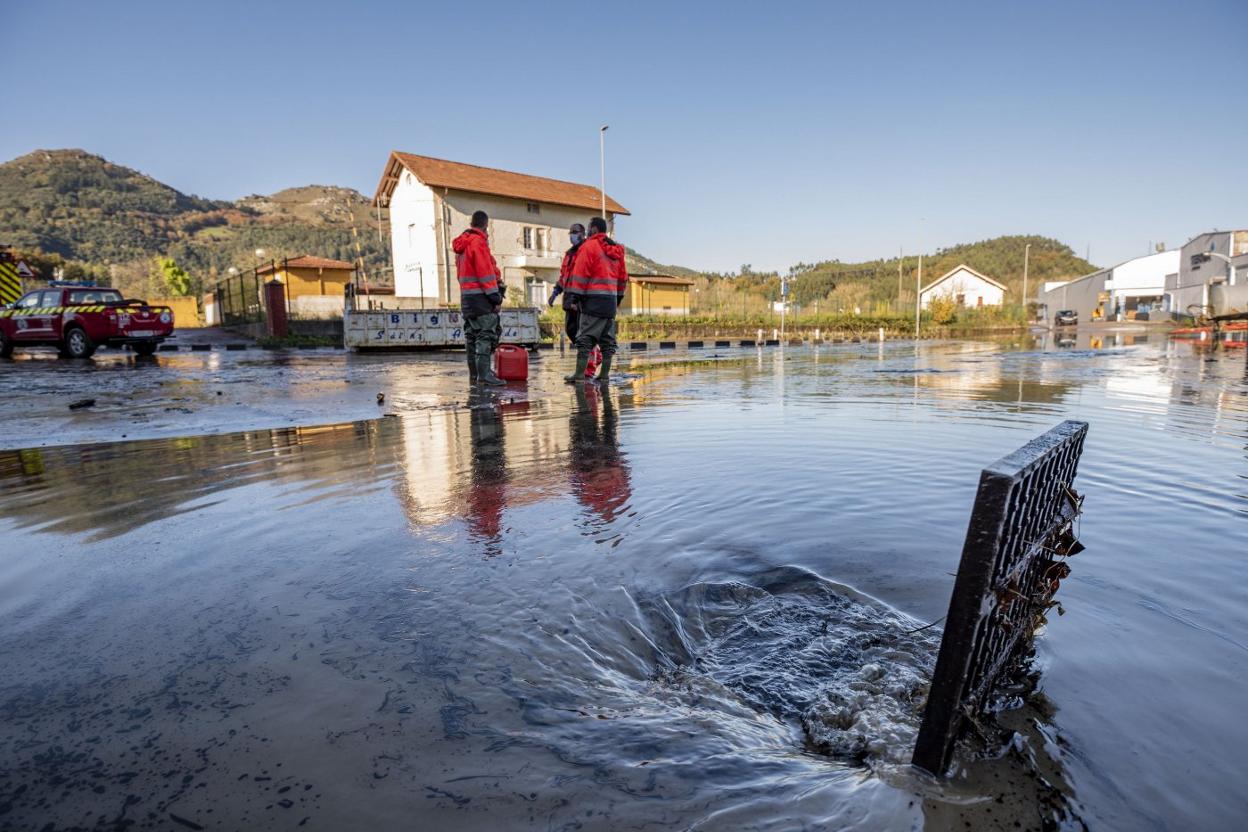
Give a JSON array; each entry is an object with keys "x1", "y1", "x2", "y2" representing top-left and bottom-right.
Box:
[{"x1": 599, "y1": 125, "x2": 609, "y2": 223}]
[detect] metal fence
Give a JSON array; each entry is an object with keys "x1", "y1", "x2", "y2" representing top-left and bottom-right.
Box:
[
  {"x1": 217, "y1": 270, "x2": 269, "y2": 326},
  {"x1": 912, "y1": 419, "x2": 1089, "y2": 775}
]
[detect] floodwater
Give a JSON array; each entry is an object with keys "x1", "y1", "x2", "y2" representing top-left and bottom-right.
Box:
[{"x1": 1, "y1": 333, "x2": 1245, "y2": 830}]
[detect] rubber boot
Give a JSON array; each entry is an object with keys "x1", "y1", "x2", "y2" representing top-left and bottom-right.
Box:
[
  {"x1": 595, "y1": 353, "x2": 613, "y2": 385},
  {"x1": 467, "y1": 350, "x2": 478, "y2": 383},
  {"x1": 476, "y1": 352, "x2": 505, "y2": 386},
  {"x1": 564, "y1": 349, "x2": 590, "y2": 384}
]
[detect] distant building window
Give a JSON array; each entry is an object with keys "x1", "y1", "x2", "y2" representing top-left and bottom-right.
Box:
[
  {"x1": 527, "y1": 202, "x2": 540, "y2": 214},
  {"x1": 956, "y1": 293, "x2": 965, "y2": 305},
  {"x1": 523, "y1": 227, "x2": 534, "y2": 249},
  {"x1": 405, "y1": 172, "x2": 413, "y2": 186}
]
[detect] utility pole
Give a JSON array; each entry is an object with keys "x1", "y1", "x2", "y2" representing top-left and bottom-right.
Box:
[
  {"x1": 1022, "y1": 242, "x2": 1031, "y2": 322},
  {"x1": 599, "y1": 125, "x2": 609, "y2": 223},
  {"x1": 897, "y1": 246, "x2": 903, "y2": 309},
  {"x1": 915, "y1": 253, "x2": 923, "y2": 339}
]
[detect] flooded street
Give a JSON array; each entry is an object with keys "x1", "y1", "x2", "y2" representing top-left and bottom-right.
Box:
[{"x1": 1, "y1": 335, "x2": 1245, "y2": 830}]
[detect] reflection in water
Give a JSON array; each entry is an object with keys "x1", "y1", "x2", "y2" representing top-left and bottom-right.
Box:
[
  {"x1": 569, "y1": 384, "x2": 632, "y2": 530},
  {"x1": 465, "y1": 397, "x2": 508, "y2": 554},
  {"x1": 1, "y1": 337, "x2": 1246, "y2": 830}
]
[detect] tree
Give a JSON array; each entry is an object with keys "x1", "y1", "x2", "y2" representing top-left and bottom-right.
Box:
[
  {"x1": 157, "y1": 257, "x2": 191, "y2": 296},
  {"x1": 927, "y1": 294, "x2": 958, "y2": 325}
]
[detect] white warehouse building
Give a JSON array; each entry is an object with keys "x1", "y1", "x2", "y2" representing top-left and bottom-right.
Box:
[
  {"x1": 1037, "y1": 249, "x2": 1178, "y2": 324},
  {"x1": 374, "y1": 152, "x2": 629, "y2": 308}
]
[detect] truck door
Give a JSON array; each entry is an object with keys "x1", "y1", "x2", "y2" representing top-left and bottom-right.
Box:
[
  {"x1": 26, "y1": 290, "x2": 64, "y2": 340},
  {"x1": 8, "y1": 291, "x2": 44, "y2": 340}
]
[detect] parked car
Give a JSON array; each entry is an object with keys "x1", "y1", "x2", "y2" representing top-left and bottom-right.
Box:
[
  {"x1": 1054, "y1": 309, "x2": 1078, "y2": 327},
  {"x1": 0, "y1": 287, "x2": 174, "y2": 358}
]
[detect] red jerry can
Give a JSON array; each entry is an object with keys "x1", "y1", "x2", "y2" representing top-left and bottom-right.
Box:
[{"x1": 493, "y1": 344, "x2": 529, "y2": 381}]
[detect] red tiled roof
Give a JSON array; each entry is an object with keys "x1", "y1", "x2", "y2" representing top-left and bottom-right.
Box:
[
  {"x1": 374, "y1": 151, "x2": 629, "y2": 215},
  {"x1": 258, "y1": 255, "x2": 355, "y2": 275}
]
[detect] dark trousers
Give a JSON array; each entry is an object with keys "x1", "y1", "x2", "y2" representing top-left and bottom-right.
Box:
[
  {"x1": 574, "y1": 313, "x2": 617, "y2": 358},
  {"x1": 465, "y1": 312, "x2": 501, "y2": 357},
  {"x1": 564, "y1": 307, "x2": 580, "y2": 343}
]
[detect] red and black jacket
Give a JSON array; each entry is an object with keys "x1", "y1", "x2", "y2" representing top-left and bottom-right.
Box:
[
  {"x1": 553, "y1": 241, "x2": 583, "y2": 310},
  {"x1": 452, "y1": 228, "x2": 503, "y2": 317},
  {"x1": 566, "y1": 233, "x2": 628, "y2": 318}
]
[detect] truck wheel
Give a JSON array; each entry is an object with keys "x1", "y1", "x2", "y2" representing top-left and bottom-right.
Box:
[
  {"x1": 0, "y1": 331, "x2": 13, "y2": 358},
  {"x1": 63, "y1": 327, "x2": 96, "y2": 359},
  {"x1": 132, "y1": 341, "x2": 157, "y2": 357}
]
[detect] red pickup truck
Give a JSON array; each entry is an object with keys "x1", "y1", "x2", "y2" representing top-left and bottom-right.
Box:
[{"x1": 0, "y1": 287, "x2": 174, "y2": 358}]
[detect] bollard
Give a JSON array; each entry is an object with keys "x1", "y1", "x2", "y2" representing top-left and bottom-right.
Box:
[{"x1": 879, "y1": 327, "x2": 885, "y2": 342}]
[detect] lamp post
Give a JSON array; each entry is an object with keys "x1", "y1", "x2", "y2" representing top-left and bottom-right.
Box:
[
  {"x1": 599, "y1": 125, "x2": 609, "y2": 223},
  {"x1": 1023, "y1": 242, "x2": 1031, "y2": 322}
]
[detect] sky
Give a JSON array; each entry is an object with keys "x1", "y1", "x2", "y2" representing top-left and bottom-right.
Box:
[{"x1": 3, "y1": 0, "x2": 1246, "y2": 272}]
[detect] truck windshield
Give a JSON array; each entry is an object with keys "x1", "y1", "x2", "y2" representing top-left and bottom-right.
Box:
[{"x1": 68, "y1": 290, "x2": 124, "y2": 304}]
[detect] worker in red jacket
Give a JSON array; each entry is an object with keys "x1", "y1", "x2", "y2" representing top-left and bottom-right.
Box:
[
  {"x1": 550, "y1": 222, "x2": 586, "y2": 341},
  {"x1": 564, "y1": 217, "x2": 628, "y2": 384},
  {"x1": 550, "y1": 223, "x2": 601, "y2": 379},
  {"x1": 452, "y1": 210, "x2": 506, "y2": 386}
]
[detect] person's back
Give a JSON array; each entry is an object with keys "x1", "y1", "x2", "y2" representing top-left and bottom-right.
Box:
[{"x1": 454, "y1": 211, "x2": 505, "y2": 386}]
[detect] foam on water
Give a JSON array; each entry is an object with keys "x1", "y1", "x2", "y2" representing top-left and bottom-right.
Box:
[{"x1": 630, "y1": 566, "x2": 940, "y2": 765}]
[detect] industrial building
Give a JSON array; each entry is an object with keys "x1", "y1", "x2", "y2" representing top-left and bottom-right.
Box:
[
  {"x1": 374, "y1": 152, "x2": 629, "y2": 309},
  {"x1": 1167, "y1": 230, "x2": 1248, "y2": 316},
  {"x1": 1037, "y1": 249, "x2": 1178, "y2": 324}
]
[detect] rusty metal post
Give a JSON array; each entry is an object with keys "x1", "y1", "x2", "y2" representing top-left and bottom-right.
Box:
[{"x1": 264, "y1": 279, "x2": 288, "y2": 338}]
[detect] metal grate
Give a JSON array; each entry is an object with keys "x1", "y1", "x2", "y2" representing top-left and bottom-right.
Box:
[{"x1": 912, "y1": 420, "x2": 1089, "y2": 776}]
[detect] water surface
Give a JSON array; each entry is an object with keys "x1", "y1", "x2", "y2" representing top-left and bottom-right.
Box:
[{"x1": 1, "y1": 336, "x2": 1245, "y2": 830}]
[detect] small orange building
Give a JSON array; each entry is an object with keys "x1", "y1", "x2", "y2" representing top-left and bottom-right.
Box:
[{"x1": 257, "y1": 256, "x2": 356, "y2": 299}]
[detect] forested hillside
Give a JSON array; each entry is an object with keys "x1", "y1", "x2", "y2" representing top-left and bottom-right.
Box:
[
  {"x1": 705, "y1": 235, "x2": 1098, "y2": 314},
  {"x1": 0, "y1": 150, "x2": 387, "y2": 297}
]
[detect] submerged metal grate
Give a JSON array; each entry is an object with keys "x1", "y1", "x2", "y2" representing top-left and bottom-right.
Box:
[{"x1": 912, "y1": 420, "x2": 1089, "y2": 776}]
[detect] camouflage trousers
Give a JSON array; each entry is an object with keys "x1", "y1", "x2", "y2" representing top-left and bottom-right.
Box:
[{"x1": 464, "y1": 312, "x2": 501, "y2": 357}]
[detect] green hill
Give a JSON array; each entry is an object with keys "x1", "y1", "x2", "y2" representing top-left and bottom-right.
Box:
[
  {"x1": 0, "y1": 149, "x2": 388, "y2": 295},
  {"x1": 714, "y1": 236, "x2": 1098, "y2": 312}
]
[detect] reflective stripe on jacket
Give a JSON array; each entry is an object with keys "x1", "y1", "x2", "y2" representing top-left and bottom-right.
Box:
[
  {"x1": 567, "y1": 233, "x2": 628, "y2": 317},
  {"x1": 452, "y1": 228, "x2": 502, "y2": 316}
]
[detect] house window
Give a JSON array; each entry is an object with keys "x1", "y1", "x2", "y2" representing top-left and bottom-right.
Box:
[
  {"x1": 523, "y1": 227, "x2": 534, "y2": 249},
  {"x1": 977, "y1": 296, "x2": 984, "y2": 307},
  {"x1": 955, "y1": 293, "x2": 965, "y2": 306},
  {"x1": 527, "y1": 202, "x2": 540, "y2": 215},
  {"x1": 536, "y1": 228, "x2": 548, "y2": 252}
]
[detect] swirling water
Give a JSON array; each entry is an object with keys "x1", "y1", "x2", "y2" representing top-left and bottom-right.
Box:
[{"x1": 1, "y1": 334, "x2": 1245, "y2": 830}]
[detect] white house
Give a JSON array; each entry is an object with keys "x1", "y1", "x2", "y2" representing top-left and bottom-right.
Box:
[
  {"x1": 919, "y1": 264, "x2": 1006, "y2": 309},
  {"x1": 373, "y1": 152, "x2": 629, "y2": 308}
]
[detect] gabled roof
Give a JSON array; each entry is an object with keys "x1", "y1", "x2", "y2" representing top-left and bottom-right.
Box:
[
  {"x1": 920, "y1": 263, "x2": 1007, "y2": 295},
  {"x1": 258, "y1": 255, "x2": 355, "y2": 275},
  {"x1": 374, "y1": 151, "x2": 629, "y2": 215}
]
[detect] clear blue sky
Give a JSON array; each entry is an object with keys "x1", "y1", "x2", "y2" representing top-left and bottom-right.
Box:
[{"x1": 4, "y1": 0, "x2": 1245, "y2": 272}]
